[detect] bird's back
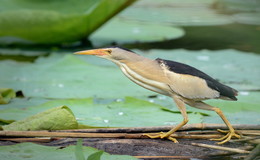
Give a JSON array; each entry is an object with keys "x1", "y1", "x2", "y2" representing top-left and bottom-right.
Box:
[{"x1": 156, "y1": 58, "x2": 238, "y2": 101}]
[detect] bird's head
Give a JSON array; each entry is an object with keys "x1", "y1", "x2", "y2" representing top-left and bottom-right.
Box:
[{"x1": 74, "y1": 47, "x2": 141, "y2": 62}]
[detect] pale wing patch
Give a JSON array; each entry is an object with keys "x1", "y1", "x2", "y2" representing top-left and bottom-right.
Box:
[{"x1": 164, "y1": 70, "x2": 220, "y2": 100}]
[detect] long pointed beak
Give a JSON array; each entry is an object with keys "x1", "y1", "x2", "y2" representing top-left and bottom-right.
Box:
[{"x1": 74, "y1": 49, "x2": 108, "y2": 56}]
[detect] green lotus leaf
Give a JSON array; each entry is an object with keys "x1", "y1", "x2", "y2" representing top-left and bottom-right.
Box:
[
  {"x1": 0, "y1": 97, "x2": 203, "y2": 127},
  {"x1": 0, "y1": 142, "x2": 138, "y2": 160},
  {"x1": 90, "y1": 18, "x2": 185, "y2": 47},
  {"x1": 0, "y1": 0, "x2": 136, "y2": 44},
  {"x1": 2, "y1": 106, "x2": 78, "y2": 131},
  {"x1": 0, "y1": 88, "x2": 16, "y2": 104}
]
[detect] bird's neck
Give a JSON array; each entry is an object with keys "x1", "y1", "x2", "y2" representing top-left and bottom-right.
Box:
[{"x1": 117, "y1": 56, "x2": 168, "y2": 84}]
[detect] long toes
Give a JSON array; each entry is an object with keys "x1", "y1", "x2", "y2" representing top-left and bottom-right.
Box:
[
  {"x1": 234, "y1": 133, "x2": 241, "y2": 139},
  {"x1": 143, "y1": 132, "x2": 166, "y2": 139},
  {"x1": 211, "y1": 133, "x2": 229, "y2": 141},
  {"x1": 212, "y1": 130, "x2": 241, "y2": 144},
  {"x1": 217, "y1": 135, "x2": 232, "y2": 145},
  {"x1": 217, "y1": 129, "x2": 228, "y2": 133},
  {"x1": 168, "y1": 136, "x2": 179, "y2": 143},
  {"x1": 143, "y1": 132, "x2": 179, "y2": 143},
  {"x1": 143, "y1": 133, "x2": 160, "y2": 139}
]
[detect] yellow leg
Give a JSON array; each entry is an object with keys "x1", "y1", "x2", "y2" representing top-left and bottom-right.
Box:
[
  {"x1": 186, "y1": 101, "x2": 241, "y2": 144},
  {"x1": 211, "y1": 107, "x2": 241, "y2": 144},
  {"x1": 143, "y1": 96, "x2": 188, "y2": 143}
]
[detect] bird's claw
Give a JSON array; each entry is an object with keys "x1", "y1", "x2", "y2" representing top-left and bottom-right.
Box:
[
  {"x1": 211, "y1": 129, "x2": 241, "y2": 144},
  {"x1": 143, "y1": 132, "x2": 179, "y2": 143}
]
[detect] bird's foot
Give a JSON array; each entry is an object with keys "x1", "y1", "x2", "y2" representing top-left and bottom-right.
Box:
[
  {"x1": 143, "y1": 132, "x2": 179, "y2": 143},
  {"x1": 211, "y1": 129, "x2": 241, "y2": 144}
]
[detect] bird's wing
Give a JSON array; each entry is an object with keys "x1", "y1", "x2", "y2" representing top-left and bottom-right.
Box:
[{"x1": 156, "y1": 58, "x2": 237, "y2": 100}]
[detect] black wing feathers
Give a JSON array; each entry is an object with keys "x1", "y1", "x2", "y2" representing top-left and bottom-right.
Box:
[{"x1": 156, "y1": 58, "x2": 238, "y2": 100}]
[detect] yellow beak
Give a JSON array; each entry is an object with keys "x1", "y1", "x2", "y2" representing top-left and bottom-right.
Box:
[{"x1": 74, "y1": 49, "x2": 109, "y2": 56}]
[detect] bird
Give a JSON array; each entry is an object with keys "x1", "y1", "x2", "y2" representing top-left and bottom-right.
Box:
[{"x1": 74, "y1": 46, "x2": 241, "y2": 144}]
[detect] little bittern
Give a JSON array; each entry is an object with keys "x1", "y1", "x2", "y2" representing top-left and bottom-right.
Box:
[{"x1": 74, "y1": 47, "x2": 241, "y2": 144}]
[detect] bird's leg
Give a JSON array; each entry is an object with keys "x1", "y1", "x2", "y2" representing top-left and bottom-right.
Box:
[
  {"x1": 210, "y1": 107, "x2": 241, "y2": 144},
  {"x1": 143, "y1": 96, "x2": 188, "y2": 143},
  {"x1": 186, "y1": 101, "x2": 241, "y2": 144}
]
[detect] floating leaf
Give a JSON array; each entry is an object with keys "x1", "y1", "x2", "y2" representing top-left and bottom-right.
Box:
[
  {"x1": 0, "y1": 142, "x2": 138, "y2": 160},
  {"x1": 118, "y1": 0, "x2": 232, "y2": 26},
  {"x1": 90, "y1": 18, "x2": 185, "y2": 47},
  {"x1": 0, "y1": 53, "x2": 152, "y2": 99},
  {"x1": 2, "y1": 106, "x2": 78, "y2": 131},
  {"x1": 87, "y1": 151, "x2": 104, "y2": 160},
  {"x1": 0, "y1": 88, "x2": 15, "y2": 104},
  {"x1": 0, "y1": 97, "x2": 203, "y2": 127}
]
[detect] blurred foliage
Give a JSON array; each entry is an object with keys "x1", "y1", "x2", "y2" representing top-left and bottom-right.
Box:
[
  {"x1": 119, "y1": 0, "x2": 260, "y2": 26},
  {"x1": 0, "y1": 142, "x2": 138, "y2": 160},
  {"x1": 0, "y1": 0, "x2": 136, "y2": 44}
]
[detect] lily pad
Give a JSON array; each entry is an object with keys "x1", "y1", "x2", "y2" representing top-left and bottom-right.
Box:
[
  {"x1": 0, "y1": 97, "x2": 49, "y2": 110},
  {"x1": 90, "y1": 18, "x2": 185, "y2": 47},
  {"x1": 0, "y1": 54, "x2": 151, "y2": 98},
  {"x1": 0, "y1": 0, "x2": 136, "y2": 44},
  {"x1": 0, "y1": 142, "x2": 137, "y2": 160},
  {"x1": 233, "y1": 13, "x2": 260, "y2": 25},
  {"x1": 143, "y1": 91, "x2": 260, "y2": 125},
  {"x1": 2, "y1": 106, "x2": 78, "y2": 131},
  {"x1": 118, "y1": 0, "x2": 233, "y2": 26},
  {"x1": 0, "y1": 53, "x2": 152, "y2": 98},
  {"x1": 216, "y1": 0, "x2": 260, "y2": 13},
  {"x1": 202, "y1": 92, "x2": 260, "y2": 125},
  {"x1": 0, "y1": 97, "x2": 203, "y2": 127},
  {"x1": 0, "y1": 49, "x2": 259, "y2": 99}
]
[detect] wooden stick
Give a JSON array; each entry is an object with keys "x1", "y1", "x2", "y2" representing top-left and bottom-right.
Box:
[
  {"x1": 59, "y1": 123, "x2": 260, "y2": 133},
  {"x1": 1, "y1": 129, "x2": 258, "y2": 139},
  {"x1": 0, "y1": 137, "x2": 54, "y2": 143},
  {"x1": 0, "y1": 130, "x2": 222, "y2": 139},
  {"x1": 239, "y1": 130, "x2": 260, "y2": 136},
  {"x1": 191, "y1": 143, "x2": 251, "y2": 154},
  {"x1": 0, "y1": 131, "x2": 133, "y2": 138}
]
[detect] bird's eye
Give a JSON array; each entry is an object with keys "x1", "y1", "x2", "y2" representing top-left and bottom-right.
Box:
[{"x1": 107, "y1": 50, "x2": 112, "y2": 54}]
